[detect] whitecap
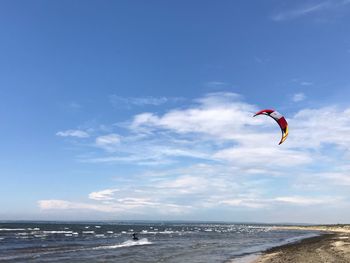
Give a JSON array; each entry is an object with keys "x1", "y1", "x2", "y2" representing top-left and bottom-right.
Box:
[
  {"x1": 159, "y1": 230, "x2": 175, "y2": 234},
  {"x1": 0, "y1": 228, "x2": 26, "y2": 231},
  {"x1": 93, "y1": 238, "x2": 152, "y2": 250},
  {"x1": 27, "y1": 227, "x2": 40, "y2": 231},
  {"x1": 43, "y1": 231, "x2": 73, "y2": 234},
  {"x1": 82, "y1": 231, "x2": 95, "y2": 234},
  {"x1": 15, "y1": 232, "x2": 28, "y2": 235}
]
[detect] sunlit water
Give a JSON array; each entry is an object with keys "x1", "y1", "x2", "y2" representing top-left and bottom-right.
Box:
[{"x1": 0, "y1": 222, "x2": 319, "y2": 262}]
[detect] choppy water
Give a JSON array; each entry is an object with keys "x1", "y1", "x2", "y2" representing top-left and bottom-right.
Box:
[{"x1": 0, "y1": 222, "x2": 319, "y2": 262}]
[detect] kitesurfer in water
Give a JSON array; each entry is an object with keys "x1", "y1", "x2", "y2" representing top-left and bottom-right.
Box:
[{"x1": 132, "y1": 232, "x2": 139, "y2": 241}]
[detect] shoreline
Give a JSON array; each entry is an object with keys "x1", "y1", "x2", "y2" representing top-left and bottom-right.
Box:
[
  {"x1": 271, "y1": 224, "x2": 350, "y2": 233},
  {"x1": 243, "y1": 225, "x2": 350, "y2": 263}
]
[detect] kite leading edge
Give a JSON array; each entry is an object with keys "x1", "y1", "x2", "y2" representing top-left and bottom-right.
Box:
[{"x1": 253, "y1": 109, "x2": 288, "y2": 145}]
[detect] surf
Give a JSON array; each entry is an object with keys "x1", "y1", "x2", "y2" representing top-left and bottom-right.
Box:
[{"x1": 93, "y1": 238, "x2": 152, "y2": 250}]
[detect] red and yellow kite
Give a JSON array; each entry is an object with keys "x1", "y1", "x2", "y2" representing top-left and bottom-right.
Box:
[{"x1": 254, "y1": 109, "x2": 288, "y2": 145}]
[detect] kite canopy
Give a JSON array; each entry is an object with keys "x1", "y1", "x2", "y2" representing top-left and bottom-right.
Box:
[{"x1": 253, "y1": 109, "x2": 288, "y2": 145}]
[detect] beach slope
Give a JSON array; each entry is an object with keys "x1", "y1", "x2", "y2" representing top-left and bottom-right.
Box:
[{"x1": 254, "y1": 230, "x2": 350, "y2": 263}]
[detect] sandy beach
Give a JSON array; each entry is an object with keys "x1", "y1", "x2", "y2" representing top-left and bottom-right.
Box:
[{"x1": 252, "y1": 225, "x2": 350, "y2": 263}]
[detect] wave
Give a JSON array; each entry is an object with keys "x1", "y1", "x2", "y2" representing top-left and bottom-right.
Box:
[
  {"x1": 0, "y1": 228, "x2": 26, "y2": 231},
  {"x1": 42, "y1": 231, "x2": 73, "y2": 234},
  {"x1": 93, "y1": 238, "x2": 152, "y2": 250}
]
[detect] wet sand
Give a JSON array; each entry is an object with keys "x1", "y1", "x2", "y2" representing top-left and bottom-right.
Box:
[{"x1": 253, "y1": 231, "x2": 350, "y2": 263}]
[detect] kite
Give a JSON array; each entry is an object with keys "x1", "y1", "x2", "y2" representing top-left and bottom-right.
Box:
[{"x1": 253, "y1": 109, "x2": 288, "y2": 145}]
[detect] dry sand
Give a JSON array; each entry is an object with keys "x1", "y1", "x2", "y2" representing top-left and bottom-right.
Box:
[{"x1": 252, "y1": 225, "x2": 350, "y2": 263}]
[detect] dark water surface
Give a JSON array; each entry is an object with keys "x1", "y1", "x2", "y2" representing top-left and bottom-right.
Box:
[{"x1": 0, "y1": 222, "x2": 319, "y2": 262}]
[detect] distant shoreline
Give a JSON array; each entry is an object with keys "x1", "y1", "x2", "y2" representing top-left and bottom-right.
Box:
[{"x1": 271, "y1": 224, "x2": 350, "y2": 233}]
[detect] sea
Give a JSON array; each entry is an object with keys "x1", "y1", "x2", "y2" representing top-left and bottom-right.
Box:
[{"x1": 0, "y1": 221, "x2": 320, "y2": 263}]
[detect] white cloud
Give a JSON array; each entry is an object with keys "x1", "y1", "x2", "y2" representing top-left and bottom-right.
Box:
[
  {"x1": 155, "y1": 175, "x2": 211, "y2": 194},
  {"x1": 290, "y1": 107, "x2": 350, "y2": 149},
  {"x1": 318, "y1": 171, "x2": 350, "y2": 186},
  {"x1": 213, "y1": 146, "x2": 312, "y2": 167},
  {"x1": 292, "y1": 92, "x2": 306, "y2": 102},
  {"x1": 131, "y1": 92, "x2": 257, "y2": 140},
  {"x1": 272, "y1": 1, "x2": 350, "y2": 21},
  {"x1": 218, "y1": 198, "x2": 267, "y2": 208},
  {"x1": 274, "y1": 196, "x2": 337, "y2": 205},
  {"x1": 38, "y1": 200, "x2": 119, "y2": 212},
  {"x1": 205, "y1": 81, "x2": 228, "y2": 88},
  {"x1": 219, "y1": 195, "x2": 339, "y2": 207},
  {"x1": 110, "y1": 95, "x2": 183, "y2": 108},
  {"x1": 86, "y1": 143, "x2": 209, "y2": 166},
  {"x1": 38, "y1": 197, "x2": 191, "y2": 215},
  {"x1": 95, "y1": 134, "x2": 121, "y2": 152},
  {"x1": 300, "y1": 81, "x2": 313, "y2": 86},
  {"x1": 56, "y1": 129, "x2": 89, "y2": 138},
  {"x1": 68, "y1": 102, "x2": 82, "y2": 110},
  {"x1": 37, "y1": 158, "x2": 348, "y2": 219},
  {"x1": 272, "y1": 2, "x2": 331, "y2": 21},
  {"x1": 89, "y1": 189, "x2": 119, "y2": 201}
]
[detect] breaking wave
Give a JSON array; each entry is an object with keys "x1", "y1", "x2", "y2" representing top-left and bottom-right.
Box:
[{"x1": 93, "y1": 238, "x2": 152, "y2": 250}]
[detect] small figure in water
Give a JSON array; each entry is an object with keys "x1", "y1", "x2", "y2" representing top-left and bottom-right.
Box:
[{"x1": 132, "y1": 232, "x2": 139, "y2": 241}]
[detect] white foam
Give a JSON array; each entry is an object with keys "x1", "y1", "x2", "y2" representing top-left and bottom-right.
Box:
[
  {"x1": 27, "y1": 227, "x2": 40, "y2": 231},
  {"x1": 15, "y1": 233, "x2": 29, "y2": 236},
  {"x1": 82, "y1": 231, "x2": 95, "y2": 234},
  {"x1": 93, "y1": 238, "x2": 152, "y2": 250},
  {"x1": 159, "y1": 230, "x2": 175, "y2": 234},
  {"x1": 43, "y1": 231, "x2": 73, "y2": 234},
  {"x1": 0, "y1": 228, "x2": 26, "y2": 231}
]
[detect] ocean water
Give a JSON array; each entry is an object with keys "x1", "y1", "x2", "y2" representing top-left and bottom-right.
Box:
[{"x1": 0, "y1": 222, "x2": 319, "y2": 263}]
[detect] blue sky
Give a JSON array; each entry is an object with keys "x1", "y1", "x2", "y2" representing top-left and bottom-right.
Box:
[{"x1": 1, "y1": 0, "x2": 350, "y2": 223}]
